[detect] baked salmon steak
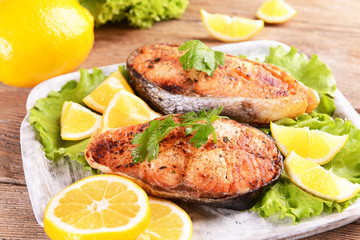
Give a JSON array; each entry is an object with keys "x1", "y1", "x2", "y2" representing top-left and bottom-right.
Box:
[
  {"x1": 126, "y1": 44, "x2": 320, "y2": 125},
  {"x1": 84, "y1": 116, "x2": 283, "y2": 210}
]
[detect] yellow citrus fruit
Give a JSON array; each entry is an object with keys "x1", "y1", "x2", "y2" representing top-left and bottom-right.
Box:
[
  {"x1": 200, "y1": 9, "x2": 264, "y2": 42},
  {"x1": 137, "y1": 197, "x2": 192, "y2": 240},
  {"x1": 60, "y1": 101, "x2": 102, "y2": 140},
  {"x1": 44, "y1": 174, "x2": 151, "y2": 240},
  {"x1": 0, "y1": 0, "x2": 94, "y2": 88},
  {"x1": 256, "y1": 0, "x2": 297, "y2": 24},
  {"x1": 285, "y1": 151, "x2": 360, "y2": 202},
  {"x1": 83, "y1": 70, "x2": 134, "y2": 113},
  {"x1": 102, "y1": 90, "x2": 161, "y2": 129},
  {"x1": 270, "y1": 123, "x2": 349, "y2": 165}
]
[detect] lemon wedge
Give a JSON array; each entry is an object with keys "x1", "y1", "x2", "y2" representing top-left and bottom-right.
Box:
[
  {"x1": 137, "y1": 197, "x2": 192, "y2": 240},
  {"x1": 60, "y1": 101, "x2": 102, "y2": 141},
  {"x1": 44, "y1": 174, "x2": 151, "y2": 240},
  {"x1": 256, "y1": 0, "x2": 297, "y2": 24},
  {"x1": 270, "y1": 123, "x2": 349, "y2": 165},
  {"x1": 285, "y1": 151, "x2": 360, "y2": 202},
  {"x1": 83, "y1": 70, "x2": 134, "y2": 113},
  {"x1": 102, "y1": 89, "x2": 161, "y2": 129},
  {"x1": 200, "y1": 9, "x2": 264, "y2": 42}
]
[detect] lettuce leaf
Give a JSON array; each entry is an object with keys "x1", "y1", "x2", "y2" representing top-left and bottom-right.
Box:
[
  {"x1": 29, "y1": 68, "x2": 106, "y2": 168},
  {"x1": 78, "y1": 0, "x2": 189, "y2": 28},
  {"x1": 264, "y1": 46, "x2": 336, "y2": 115},
  {"x1": 251, "y1": 112, "x2": 360, "y2": 223}
]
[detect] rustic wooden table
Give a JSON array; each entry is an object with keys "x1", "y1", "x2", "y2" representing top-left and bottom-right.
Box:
[{"x1": 1, "y1": 0, "x2": 360, "y2": 239}]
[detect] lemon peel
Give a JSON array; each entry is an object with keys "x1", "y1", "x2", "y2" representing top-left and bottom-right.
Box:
[
  {"x1": 256, "y1": 0, "x2": 297, "y2": 24},
  {"x1": 200, "y1": 9, "x2": 264, "y2": 42},
  {"x1": 271, "y1": 122, "x2": 348, "y2": 165},
  {"x1": 285, "y1": 151, "x2": 360, "y2": 202},
  {"x1": 83, "y1": 70, "x2": 134, "y2": 113},
  {"x1": 102, "y1": 90, "x2": 161, "y2": 129},
  {"x1": 137, "y1": 197, "x2": 192, "y2": 240},
  {"x1": 44, "y1": 175, "x2": 151, "y2": 240}
]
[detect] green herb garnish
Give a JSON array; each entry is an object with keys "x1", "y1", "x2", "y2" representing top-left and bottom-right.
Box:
[
  {"x1": 131, "y1": 106, "x2": 227, "y2": 163},
  {"x1": 178, "y1": 40, "x2": 225, "y2": 76}
]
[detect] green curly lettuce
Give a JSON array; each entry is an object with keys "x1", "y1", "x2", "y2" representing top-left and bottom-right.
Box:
[
  {"x1": 29, "y1": 68, "x2": 106, "y2": 169},
  {"x1": 251, "y1": 113, "x2": 360, "y2": 223},
  {"x1": 78, "y1": 0, "x2": 189, "y2": 28},
  {"x1": 264, "y1": 46, "x2": 336, "y2": 116}
]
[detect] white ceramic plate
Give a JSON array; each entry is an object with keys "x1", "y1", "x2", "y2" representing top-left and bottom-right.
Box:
[{"x1": 20, "y1": 40, "x2": 360, "y2": 240}]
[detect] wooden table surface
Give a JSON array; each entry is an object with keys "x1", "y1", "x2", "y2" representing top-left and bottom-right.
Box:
[{"x1": 1, "y1": 0, "x2": 360, "y2": 239}]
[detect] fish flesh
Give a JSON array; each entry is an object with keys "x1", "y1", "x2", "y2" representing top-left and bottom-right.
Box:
[
  {"x1": 126, "y1": 44, "x2": 319, "y2": 125},
  {"x1": 84, "y1": 116, "x2": 283, "y2": 210},
  {"x1": 85, "y1": 117, "x2": 283, "y2": 210}
]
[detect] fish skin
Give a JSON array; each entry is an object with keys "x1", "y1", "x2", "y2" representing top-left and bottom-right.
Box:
[
  {"x1": 126, "y1": 44, "x2": 320, "y2": 125},
  {"x1": 84, "y1": 116, "x2": 283, "y2": 210}
]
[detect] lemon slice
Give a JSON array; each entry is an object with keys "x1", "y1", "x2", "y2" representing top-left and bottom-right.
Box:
[
  {"x1": 60, "y1": 101, "x2": 102, "y2": 140},
  {"x1": 83, "y1": 70, "x2": 134, "y2": 113},
  {"x1": 102, "y1": 89, "x2": 161, "y2": 129},
  {"x1": 137, "y1": 197, "x2": 192, "y2": 240},
  {"x1": 285, "y1": 151, "x2": 360, "y2": 202},
  {"x1": 44, "y1": 175, "x2": 151, "y2": 240},
  {"x1": 256, "y1": 0, "x2": 297, "y2": 24},
  {"x1": 270, "y1": 123, "x2": 349, "y2": 165},
  {"x1": 200, "y1": 9, "x2": 264, "y2": 42}
]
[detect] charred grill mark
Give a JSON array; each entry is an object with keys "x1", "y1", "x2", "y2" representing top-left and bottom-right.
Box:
[
  {"x1": 147, "y1": 59, "x2": 155, "y2": 69},
  {"x1": 95, "y1": 152, "x2": 103, "y2": 160},
  {"x1": 138, "y1": 123, "x2": 149, "y2": 133},
  {"x1": 161, "y1": 83, "x2": 183, "y2": 94},
  {"x1": 255, "y1": 67, "x2": 284, "y2": 87},
  {"x1": 85, "y1": 150, "x2": 91, "y2": 159},
  {"x1": 231, "y1": 62, "x2": 291, "y2": 98},
  {"x1": 262, "y1": 64, "x2": 293, "y2": 87},
  {"x1": 248, "y1": 180, "x2": 257, "y2": 187},
  {"x1": 202, "y1": 141, "x2": 217, "y2": 150},
  {"x1": 234, "y1": 66, "x2": 252, "y2": 80},
  {"x1": 116, "y1": 163, "x2": 130, "y2": 169},
  {"x1": 184, "y1": 78, "x2": 193, "y2": 85}
]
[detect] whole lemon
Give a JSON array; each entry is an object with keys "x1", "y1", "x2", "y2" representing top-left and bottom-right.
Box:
[{"x1": 0, "y1": 0, "x2": 94, "y2": 88}]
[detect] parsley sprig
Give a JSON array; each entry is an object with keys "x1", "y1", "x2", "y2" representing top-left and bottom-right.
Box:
[
  {"x1": 179, "y1": 40, "x2": 225, "y2": 76},
  {"x1": 131, "y1": 106, "x2": 228, "y2": 163}
]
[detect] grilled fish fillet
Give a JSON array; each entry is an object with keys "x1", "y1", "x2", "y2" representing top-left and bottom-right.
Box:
[
  {"x1": 127, "y1": 44, "x2": 320, "y2": 125},
  {"x1": 84, "y1": 116, "x2": 283, "y2": 210}
]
